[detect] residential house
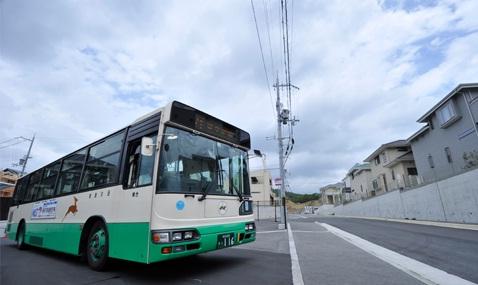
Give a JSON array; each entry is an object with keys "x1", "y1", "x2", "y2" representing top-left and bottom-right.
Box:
[
  {"x1": 345, "y1": 163, "x2": 372, "y2": 200},
  {"x1": 408, "y1": 83, "x2": 478, "y2": 183},
  {"x1": 364, "y1": 140, "x2": 418, "y2": 195},
  {"x1": 0, "y1": 182, "x2": 15, "y2": 198},
  {"x1": 0, "y1": 168, "x2": 21, "y2": 185},
  {"x1": 0, "y1": 168, "x2": 21, "y2": 198},
  {"x1": 342, "y1": 174, "x2": 352, "y2": 201},
  {"x1": 0, "y1": 168, "x2": 21, "y2": 220},
  {"x1": 320, "y1": 182, "x2": 344, "y2": 205},
  {"x1": 250, "y1": 169, "x2": 276, "y2": 205}
]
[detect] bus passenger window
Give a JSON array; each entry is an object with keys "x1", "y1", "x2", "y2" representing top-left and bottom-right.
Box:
[
  {"x1": 13, "y1": 177, "x2": 29, "y2": 205},
  {"x1": 37, "y1": 161, "x2": 61, "y2": 200},
  {"x1": 124, "y1": 134, "x2": 157, "y2": 188},
  {"x1": 24, "y1": 170, "x2": 43, "y2": 202},
  {"x1": 81, "y1": 131, "x2": 124, "y2": 190},
  {"x1": 56, "y1": 149, "x2": 87, "y2": 195}
]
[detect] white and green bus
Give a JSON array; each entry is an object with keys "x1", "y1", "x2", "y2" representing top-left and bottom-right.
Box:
[{"x1": 5, "y1": 101, "x2": 255, "y2": 270}]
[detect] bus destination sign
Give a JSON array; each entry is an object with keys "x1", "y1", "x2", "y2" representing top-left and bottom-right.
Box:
[{"x1": 170, "y1": 101, "x2": 251, "y2": 148}]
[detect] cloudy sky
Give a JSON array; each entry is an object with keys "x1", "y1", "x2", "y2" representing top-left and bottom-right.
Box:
[{"x1": 1, "y1": 0, "x2": 477, "y2": 193}]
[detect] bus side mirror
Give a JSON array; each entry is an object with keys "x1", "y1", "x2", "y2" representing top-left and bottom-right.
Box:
[{"x1": 141, "y1": 137, "x2": 154, "y2": 156}]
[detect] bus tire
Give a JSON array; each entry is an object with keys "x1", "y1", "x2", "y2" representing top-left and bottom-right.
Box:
[
  {"x1": 86, "y1": 221, "x2": 109, "y2": 271},
  {"x1": 16, "y1": 222, "x2": 27, "y2": 250}
]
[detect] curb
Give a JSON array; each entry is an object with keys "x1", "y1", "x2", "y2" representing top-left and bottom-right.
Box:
[{"x1": 322, "y1": 215, "x2": 478, "y2": 231}]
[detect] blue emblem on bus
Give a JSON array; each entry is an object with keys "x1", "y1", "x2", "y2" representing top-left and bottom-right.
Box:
[{"x1": 176, "y1": 200, "x2": 185, "y2": 211}]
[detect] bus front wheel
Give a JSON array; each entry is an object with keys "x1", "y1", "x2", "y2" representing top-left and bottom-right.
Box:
[
  {"x1": 86, "y1": 221, "x2": 109, "y2": 271},
  {"x1": 16, "y1": 223, "x2": 27, "y2": 250}
]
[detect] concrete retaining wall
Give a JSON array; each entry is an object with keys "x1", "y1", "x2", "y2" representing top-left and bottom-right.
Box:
[{"x1": 317, "y1": 168, "x2": 478, "y2": 223}]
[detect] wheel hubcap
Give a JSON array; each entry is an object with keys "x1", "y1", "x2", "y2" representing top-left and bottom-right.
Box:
[{"x1": 88, "y1": 229, "x2": 106, "y2": 262}]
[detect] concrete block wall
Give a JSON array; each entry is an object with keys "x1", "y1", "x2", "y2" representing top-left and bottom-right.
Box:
[{"x1": 318, "y1": 168, "x2": 478, "y2": 224}]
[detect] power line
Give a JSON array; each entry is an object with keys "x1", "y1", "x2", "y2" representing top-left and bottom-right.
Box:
[
  {"x1": 0, "y1": 140, "x2": 26, "y2": 150},
  {"x1": 250, "y1": 0, "x2": 276, "y2": 117},
  {"x1": 290, "y1": 0, "x2": 295, "y2": 73},
  {"x1": 0, "y1": 137, "x2": 21, "y2": 145},
  {"x1": 262, "y1": 0, "x2": 276, "y2": 76}
]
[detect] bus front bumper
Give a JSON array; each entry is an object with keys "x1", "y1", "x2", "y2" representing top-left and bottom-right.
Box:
[{"x1": 148, "y1": 221, "x2": 255, "y2": 263}]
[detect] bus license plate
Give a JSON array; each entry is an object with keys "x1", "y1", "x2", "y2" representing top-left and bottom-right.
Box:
[{"x1": 217, "y1": 233, "x2": 235, "y2": 249}]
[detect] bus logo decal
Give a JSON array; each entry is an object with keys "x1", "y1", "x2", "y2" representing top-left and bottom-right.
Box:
[
  {"x1": 218, "y1": 201, "x2": 227, "y2": 215},
  {"x1": 176, "y1": 200, "x2": 185, "y2": 211},
  {"x1": 62, "y1": 196, "x2": 78, "y2": 222},
  {"x1": 31, "y1": 199, "x2": 58, "y2": 219}
]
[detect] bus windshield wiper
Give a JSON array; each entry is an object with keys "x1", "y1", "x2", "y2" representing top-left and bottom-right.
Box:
[
  {"x1": 198, "y1": 181, "x2": 211, "y2": 201},
  {"x1": 232, "y1": 184, "x2": 244, "y2": 202}
]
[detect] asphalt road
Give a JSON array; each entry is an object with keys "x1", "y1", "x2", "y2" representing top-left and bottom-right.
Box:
[
  {"x1": 314, "y1": 217, "x2": 478, "y2": 283},
  {"x1": 0, "y1": 238, "x2": 290, "y2": 285},
  {"x1": 288, "y1": 220, "x2": 424, "y2": 285}
]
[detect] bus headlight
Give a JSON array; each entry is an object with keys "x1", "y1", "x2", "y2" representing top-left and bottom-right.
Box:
[
  {"x1": 152, "y1": 232, "x2": 170, "y2": 244},
  {"x1": 172, "y1": 232, "x2": 183, "y2": 241},
  {"x1": 245, "y1": 222, "x2": 255, "y2": 231},
  {"x1": 184, "y1": 231, "x2": 194, "y2": 240},
  {"x1": 152, "y1": 229, "x2": 200, "y2": 244}
]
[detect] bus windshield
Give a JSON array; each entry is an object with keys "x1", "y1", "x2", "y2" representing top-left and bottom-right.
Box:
[{"x1": 157, "y1": 126, "x2": 250, "y2": 197}]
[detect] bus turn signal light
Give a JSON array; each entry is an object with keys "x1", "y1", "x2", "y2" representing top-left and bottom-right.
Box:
[
  {"x1": 161, "y1": 247, "x2": 172, "y2": 254},
  {"x1": 152, "y1": 232, "x2": 170, "y2": 243}
]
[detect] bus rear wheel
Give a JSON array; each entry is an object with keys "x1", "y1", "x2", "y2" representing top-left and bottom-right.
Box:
[
  {"x1": 86, "y1": 221, "x2": 109, "y2": 271},
  {"x1": 16, "y1": 223, "x2": 27, "y2": 250}
]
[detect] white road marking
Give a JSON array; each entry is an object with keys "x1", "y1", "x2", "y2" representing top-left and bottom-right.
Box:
[
  {"x1": 317, "y1": 222, "x2": 477, "y2": 285},
  {"x1": 287, "y1": 223, "x2": 305, "y2": 285},
  {"x1": 292, "y1": 230, "x2": 328, "y2": 233},
  {"x1": 256, "y1": 230, "x2": 287, "y2": 234}
]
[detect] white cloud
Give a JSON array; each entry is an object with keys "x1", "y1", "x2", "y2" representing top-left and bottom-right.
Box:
[{"x1": 1, "y1": 0, "x2": 477, "y2": 193}]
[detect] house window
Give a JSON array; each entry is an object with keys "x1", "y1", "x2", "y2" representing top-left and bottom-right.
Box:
[
  {"x1": 397, "y1": 147, "x2": 408, "y2": 152},
  {"x1": 427, "y1": 154, "x2": 435, "y2": 168},
  {"x1": 251, "y1": 177, "x2": 259, "y2": 184},
  {"x1": 437, "y1": 101, "x2": 458, "y2": 127},
  {"x1": 391, "y1": 170, "x2": 395, "y2": 180},
  {"x1": 360, "y1": 185, "x2": 363, "y2": 192},
  {"x1": 372, "y1": 179, "x2": 378, "y2": 190},
  {"x1": 444, "y1": 147, "x2": 453, "y2": 163},
  {"x1": 408, "y1": 168, "x2": 418, "y2": 175},
  {"x1": 374, "y1": 156, "x2": 380, "y2": 165}
]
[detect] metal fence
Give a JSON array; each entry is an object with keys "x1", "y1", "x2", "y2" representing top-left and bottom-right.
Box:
[{"x1": 253, "y1": 200, "x2": 281, "y2": 221}]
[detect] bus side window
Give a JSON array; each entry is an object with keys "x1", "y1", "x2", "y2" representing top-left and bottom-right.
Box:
[
  {"x1": 13, "y1": 177, "x2": 29, "y2": 205},
  {"x1": 124, "y1": 134, "x2": 157, "y2": 188},
  {"x1": 55, "y1": 149, "x2": 87, "y2": 195},
  {"x1": 24, "y1": 169, "x2": 44, "y2": 202},
  {"x1": 38, "y1": 161, "x2": 61, "y2": 200},
  {"x1": 80, "y1": 131, "x2": 124, "y2": 190}
]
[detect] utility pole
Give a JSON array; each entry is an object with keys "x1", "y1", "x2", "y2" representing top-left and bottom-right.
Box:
[
  {"x1": 274, "y1": 76, "x2": 287, "y2": 230},
  {"x1": 20, "y1": 134, "x2": 35, "y2": 176}
]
